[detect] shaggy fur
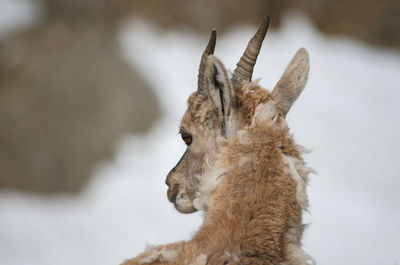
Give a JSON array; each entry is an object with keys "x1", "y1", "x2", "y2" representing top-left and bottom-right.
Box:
[{"x1": 122, "y1": 24, "x2": 314, "y2": 265}]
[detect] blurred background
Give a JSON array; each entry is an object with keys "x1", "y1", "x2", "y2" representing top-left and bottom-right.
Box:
[{"x1": 0, "y1": 0, "x2": 399, "y2": 264}]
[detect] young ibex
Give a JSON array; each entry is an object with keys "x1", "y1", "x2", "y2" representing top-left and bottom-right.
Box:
[{"x1": 122, "y1": 17, "x2": 314, "y2": 265}]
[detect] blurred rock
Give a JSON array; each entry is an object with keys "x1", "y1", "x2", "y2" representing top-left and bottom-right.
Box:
[
  {"x1": 301, "y1": 0, "x2": 400, "y2": 49},
  {"x1": 124, "y1": 0, "x2": 400, "y2": 50},
  {"x1": 0, "y1": 22, "x2": 159, "y2": 193},
  {"x1": 0, "y1": 0, "x2": 398, "y2": 194},
  {"x1": 42, "y1": 0, "x2": 122, "y2": 23},
  {"x1": 123, "y1": 0, "x2": 289, "y2": 32}
]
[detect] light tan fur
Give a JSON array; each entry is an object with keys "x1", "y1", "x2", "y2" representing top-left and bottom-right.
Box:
[{"x1": 122, "y1": 19, "x2": 314, "y2": 265}]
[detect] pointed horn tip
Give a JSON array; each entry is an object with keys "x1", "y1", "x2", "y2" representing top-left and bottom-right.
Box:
[
  {"x1": 264, "y1": 16, "x2": 270, "y2": 25},
  {"x1": 249, "y1": 16, "x2": 269, "y2": 43},
  {"x1": 209, "y1": 28, "x2": 216, "y2": 41},
  {"x1": 260, "y1": 16, "x2": 270, "y2": 28},
  {"x1": 206, "y1": 28, "x2": 217, "y2": 54}
]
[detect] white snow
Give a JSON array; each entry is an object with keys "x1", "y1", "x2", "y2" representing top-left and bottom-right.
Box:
[
  {"x1": 0, "y1": 0, "x2": 42, "y2": 40},
  {"x1": 0, "y1": 10, "x2": 399, "y2": 265}
]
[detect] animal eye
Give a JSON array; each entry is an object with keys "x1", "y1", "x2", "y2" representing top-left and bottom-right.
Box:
[{"x1": 181, "y1": 132, "x2": 192, "y2": 145}]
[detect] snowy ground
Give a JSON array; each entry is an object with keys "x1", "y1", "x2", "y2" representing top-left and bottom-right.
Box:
[
  {"x1": 0, "y1": 5, "x2": 399, "y2": 265},
  {"x1": 0, "y1": 0, "x2": 42, "y2": 40}
]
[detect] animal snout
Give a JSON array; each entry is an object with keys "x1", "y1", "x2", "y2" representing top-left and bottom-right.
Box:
[
  {"x1": 165, "y1": 172, "x2": 176, "y2": 189},
  {"x1": 166, "y1": 171, "x2": 178, "y2": 202},
  {"x1": 165, "y1": 177, "x2": 170, "y2": 186},
  {"x1": 167, "y1": 184, "x2": 179, "y2": 203},
  {"x1": 166, "y1": 168, "x2": 176, "y2": 187}
]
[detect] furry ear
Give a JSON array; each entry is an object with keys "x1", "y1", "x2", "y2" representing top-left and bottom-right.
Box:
[
  {"x1": 204, "y1": 55, "x2": 234, "y2": 131},
  {"x1": 271, "y1": 48, "x2": 309, "y2": 117}
]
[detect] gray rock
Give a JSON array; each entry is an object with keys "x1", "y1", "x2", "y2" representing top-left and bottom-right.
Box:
[{"x1": 0, "y1": 22, "x2": 159, "y2": 193}]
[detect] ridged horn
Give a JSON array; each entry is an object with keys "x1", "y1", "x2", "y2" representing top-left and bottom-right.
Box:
[
  {"x1": 198, "y1": 29, "x2": 217, "y2": 93},
  {"x1": 232, "y1": 16, "x2": 270, "y2": 83}
]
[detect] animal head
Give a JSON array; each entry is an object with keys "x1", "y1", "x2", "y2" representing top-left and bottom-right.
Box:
[{"x1": 165, "y1": 17, "x2": 310, "y2": 213}]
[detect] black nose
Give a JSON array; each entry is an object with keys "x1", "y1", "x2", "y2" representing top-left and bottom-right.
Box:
[
  {"x1": 165, "y1": 177, "x2": 170, "y2": 186},
  {"x1": 168, "y1": 189, "x2": 178, "y2": 203}
]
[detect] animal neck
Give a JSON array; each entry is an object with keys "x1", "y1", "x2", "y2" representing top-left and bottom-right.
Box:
[{"x1": 199, "y1": 123, "x2": 313, "y2": 220}]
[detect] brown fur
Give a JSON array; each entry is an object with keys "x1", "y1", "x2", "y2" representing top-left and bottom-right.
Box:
[{"x1": 122, "y1": 28, "x2": 313, "y2": 265}]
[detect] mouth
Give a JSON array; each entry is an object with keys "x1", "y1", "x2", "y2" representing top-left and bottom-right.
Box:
[
  {"x1": 174, "y1": 194, "x2": 197, "y2": 213},
  {"x1": 167, "y1": 186, "x2": 197, "y2": 213}
]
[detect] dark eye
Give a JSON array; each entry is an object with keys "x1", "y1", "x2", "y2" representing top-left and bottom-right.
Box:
[{"x1": 181, "y1": 132, "x2": 192, "y2": 145}]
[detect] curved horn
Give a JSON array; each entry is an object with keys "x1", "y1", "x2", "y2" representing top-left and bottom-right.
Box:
[
  {"x1": 232, "y1": 16, "x2": 270, "y2": 83},
  {"x1": 198, "y1": 29, "x2": 217, "y2": 93}
]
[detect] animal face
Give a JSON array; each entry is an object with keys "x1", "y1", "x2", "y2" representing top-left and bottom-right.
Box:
[
  {"x1": 166, "y1": 17, "x2": 309, "y2": 213},
  {"x1": 166, "y1": 84, "x2": 229, "y2": 213}
]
